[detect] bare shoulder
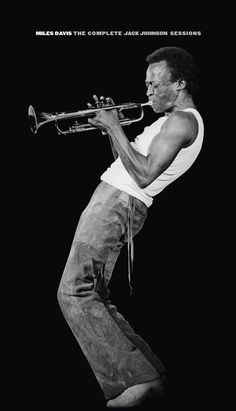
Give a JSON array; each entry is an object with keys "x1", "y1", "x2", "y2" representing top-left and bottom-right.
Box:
[{"x1": 162, "y1": 110, "x2": 199, "y2": 146}]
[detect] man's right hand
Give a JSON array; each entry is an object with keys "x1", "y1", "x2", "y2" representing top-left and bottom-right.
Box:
[
  {"x1": 87, "y1": 95, "x2": 125, "y2": 120},
  {"x1": 87, "y1": 95, "x2": 114, "y2": 109}
]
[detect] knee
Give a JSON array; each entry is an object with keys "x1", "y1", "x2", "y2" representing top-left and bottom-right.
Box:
[
  {"x1": 57, "y1": 282, "x2": 77, "y2": 316},
  {"x1": 57, "y1": 282, "x2": 65, "y2": 309},
  {"x1": 57, "y1": 277, "x2": 96, "y2": 311},
  {"x1": 57, "y1": 277, "x2": 73, "y2": 307}
]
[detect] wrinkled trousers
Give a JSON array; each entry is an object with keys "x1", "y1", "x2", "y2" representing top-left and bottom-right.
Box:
[{"x1": 57, "y1": 181, "x2": 166, "y2": 400}]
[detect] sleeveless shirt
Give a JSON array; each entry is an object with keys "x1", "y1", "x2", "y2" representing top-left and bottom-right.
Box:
[{"x1": 101, "y1": 108, "x2": 204, "y2": 207}]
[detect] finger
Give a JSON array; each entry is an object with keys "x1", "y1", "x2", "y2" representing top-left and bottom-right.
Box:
[
  {"x1": 87, "y1": 102, "x2": 94, "y2": 108},
  {"x1": 106, "y1": 97, "x2": 114, "y2": 105},
  {"x1": 88, "y1": 117, "x2": 100, "y2": 127},
  {"x1": 93, "y1": 94, "x2": 99, "y2": 102},
  {"x1": 118, "y1": 109, "x2": 125, "y2": 119},
  {"x1": 88, "y1": 117, "x2": 106, "y2": 131},
  {"x1": 100, "y1": 95, "x2": 105, "y2": 105},
  {"x1": 93, "y1": 94, "x2": 100, "y2": 107},
  {"x1": 88, "y1": 117, "x2": 96, "y2": 125}
]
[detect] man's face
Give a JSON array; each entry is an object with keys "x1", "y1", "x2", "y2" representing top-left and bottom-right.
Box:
[{"x1": 145, "y1": 61, "x2": 179, "y2": 113}]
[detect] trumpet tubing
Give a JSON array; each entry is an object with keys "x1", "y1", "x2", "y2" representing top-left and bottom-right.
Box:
[{"x1": 28, "y1": 101, "x2": 153, "y2": 135}]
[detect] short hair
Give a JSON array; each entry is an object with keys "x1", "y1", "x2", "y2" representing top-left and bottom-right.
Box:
[{"x1": 146, "y1": 46, "x2": 198, "y2": 94}]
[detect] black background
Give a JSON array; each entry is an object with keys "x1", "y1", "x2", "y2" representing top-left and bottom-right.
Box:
[{"x1": 14, "y1": 22, "x2": 224, "y2": 410}]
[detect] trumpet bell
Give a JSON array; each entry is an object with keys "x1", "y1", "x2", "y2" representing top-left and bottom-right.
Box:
[{"x1": 28, "y1": 105, "x2": 38, "y2": 134}]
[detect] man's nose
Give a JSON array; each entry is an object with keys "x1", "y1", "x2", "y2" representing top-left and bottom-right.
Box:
[{"x1": 146, "y1": 84, "x2": 153, "y2": 97}]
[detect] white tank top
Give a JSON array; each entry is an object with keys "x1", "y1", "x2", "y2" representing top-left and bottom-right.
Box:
[{"x1": 101, "y1": 108, "x2": 204, "y2": 207}]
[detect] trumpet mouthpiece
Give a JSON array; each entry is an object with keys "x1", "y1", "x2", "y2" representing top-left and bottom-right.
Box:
[{"x1": 142, "y1": 101, "x2": 153, "y2": 107}]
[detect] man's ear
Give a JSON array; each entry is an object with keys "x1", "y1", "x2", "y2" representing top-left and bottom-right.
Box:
[{"x1": 176, "y1": 79, "x2": 186, "y2": 90}]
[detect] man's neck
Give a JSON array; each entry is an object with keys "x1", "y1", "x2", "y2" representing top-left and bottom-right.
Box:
[{"x1": 165, "y1": 95, "x2": 196, "y2": 115}]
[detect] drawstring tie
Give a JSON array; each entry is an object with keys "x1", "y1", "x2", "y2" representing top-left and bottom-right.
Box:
[{"x1": 127, "y1": 196, "x2": 134, "y2": 295}]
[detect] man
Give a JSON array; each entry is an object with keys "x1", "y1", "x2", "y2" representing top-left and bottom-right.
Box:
[{"x1": 57, "y1": 46, "x2": 204, "y2": 408}]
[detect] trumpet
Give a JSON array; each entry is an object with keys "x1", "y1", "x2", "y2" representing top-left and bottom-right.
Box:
[{"x1": 28, "y1": 101, "x2": 153, "y2": 135}]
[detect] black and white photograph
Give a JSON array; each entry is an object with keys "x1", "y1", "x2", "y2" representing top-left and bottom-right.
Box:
[{"x1": 15, "y1": 21, "x2": 222, "y2": 410}]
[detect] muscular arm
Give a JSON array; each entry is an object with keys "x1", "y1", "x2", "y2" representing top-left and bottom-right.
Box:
[
  {"x1": 89, "y1": 110, "x2": 198, "y2": 188},
  {"x1": 108, "y1": 134, "x2": 119, "y2": 160}
]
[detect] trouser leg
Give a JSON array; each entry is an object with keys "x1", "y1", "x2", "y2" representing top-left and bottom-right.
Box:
[
  {"x1": 57, "y1": 182, "x2": 165, "y2": 400},
  {"x1": 106, "y1": 303, "x2": 166, "y2": 378}
]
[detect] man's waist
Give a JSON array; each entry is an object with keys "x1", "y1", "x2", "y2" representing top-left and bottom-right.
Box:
[{"x1": 100, "y1": 175, "x2": 153, "y2": 208}]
